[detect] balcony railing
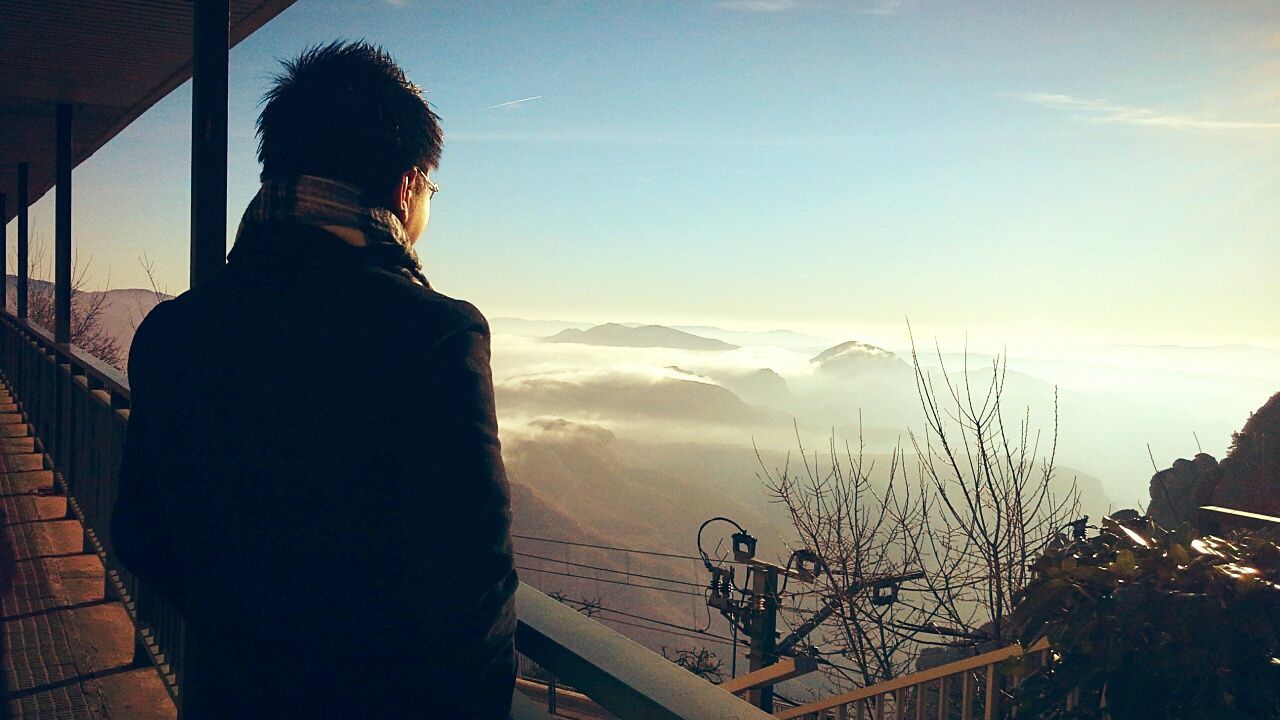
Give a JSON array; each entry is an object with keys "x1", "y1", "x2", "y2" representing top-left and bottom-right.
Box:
[
  {"x1": 0, "y1": 310, "x2": 774, "y2": 720},
  {"x1": 775, "y1": 638, "x2": 1051, "y2": 720}
]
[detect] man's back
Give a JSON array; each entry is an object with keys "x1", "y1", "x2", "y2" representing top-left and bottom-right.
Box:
[{"x1": 112, "y1": 224, "x2": 518, "y2": 718}]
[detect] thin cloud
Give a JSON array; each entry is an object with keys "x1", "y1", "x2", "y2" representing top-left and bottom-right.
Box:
[
  {"x1": 859, "y1": 0, "x2": 914, "y2": 16},
  {"x1": 473, "y1": 96, "x2": 543, "y2": 113},
  {"x1": 1023, "y1": 93, "x2": 1280, "y2": 132},
  {"x1": 716, "y1": 0, "x2": 800, "y2": 11},
  {"x1": 715, "y1": 0, "x2": 915, "y2": 14},
  {"x1": 382, "y1": 0, "x2": 409, "y2": 6}
]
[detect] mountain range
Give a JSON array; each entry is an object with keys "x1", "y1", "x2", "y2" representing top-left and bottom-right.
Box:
[{"x1": 543, "y1": 323, "x2": 739, "y2": 351}]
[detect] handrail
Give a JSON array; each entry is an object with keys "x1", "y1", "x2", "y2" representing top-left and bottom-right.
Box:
[
  {"x1": 0, "y1": 310, "x2": 179, "y2": 697},
  {"x1": 516, "y1": 583, "x2": 776, "y2": 719},
  {"x1": 7, "y1": 314, "x2": 132, "y2": 400},
  {"x1": 775, "y1": 638, "x2": 1049, "y2": 719}
]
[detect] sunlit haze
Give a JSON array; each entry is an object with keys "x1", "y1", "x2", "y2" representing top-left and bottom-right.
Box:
[
  {"x1": 5, "y1": 0, "x2": 1278, "y2": 350},
  {"x1": 3, "y1": 1, "x2": 1278, "y2": 506}
]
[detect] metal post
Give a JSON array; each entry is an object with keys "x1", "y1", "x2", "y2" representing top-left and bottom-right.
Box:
[
  {"x1": 55, "y1": 104, "x2": 72, "y2": 344},
  {"x1": 132, "y1": 631, "x2": 151, "y2": 668},
  {"x1": 746, "y1": 566, "x2": 778, "y2": 712},
  {"x1": 0, "y1": 192, "x2": 6, "y2": 313},
  {"x1": 104, "y1": 567, "x2": 120, "y2": 601},
  {"x1": 190, "y1": 0, "x2": 229, "y2": 288},
  {"x1": 16, "y1": 162, "x2": 28, "y2": 319}
]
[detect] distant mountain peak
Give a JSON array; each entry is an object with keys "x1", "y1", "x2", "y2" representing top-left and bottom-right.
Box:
[
  {"x1": 543, "y1": 324, "x2": 739, "y2": 351},
  {"x1": 810, "y1": 340, "x2": 906, "y2": 374},
  {"x1": 811, "y1": 340, "x2": 896, "y2": 363}
]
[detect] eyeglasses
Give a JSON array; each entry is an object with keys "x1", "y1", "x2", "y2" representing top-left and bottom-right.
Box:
[{"x1": 415, "y1": 167, "x2": 439, "y2": 199}]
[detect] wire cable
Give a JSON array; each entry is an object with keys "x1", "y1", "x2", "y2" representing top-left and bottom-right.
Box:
[
  {"x1": 514, "y1": 533, "x2": 747, "y2": 564},
  {"x1": 514, "y1": 550, "x2": 707, "y2": 589},
  {"x1": 596, "y1": 616, "x2": 738, "y2": 647},
  {"x1": 556, "y1": 598, "x2": 736, "y2": 644},
  {"x1": 696, "y1": 516, "x2": 747, "y2": 570},
  {"x1": 515, "y1": 565, "x2": 707, "y2": 599}
]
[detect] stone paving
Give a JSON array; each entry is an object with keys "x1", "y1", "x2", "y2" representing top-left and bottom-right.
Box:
[{"x1": 0, "y1": 382, "x2": 174, "y2": 720}]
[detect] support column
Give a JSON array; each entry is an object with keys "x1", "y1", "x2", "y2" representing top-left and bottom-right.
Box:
[
  {"x1": 56, "y1": 104, "x2": 72, "y2": 344},
  {"x1": 16, "y1": 162, "x2": 28, "y2": 319},
  {"x1": 746, "y1": 566, "x2": 778, "y2": 712},
  {"x1": 0, "y1": 192, "x2": 6, "y2": 313},
  {"x1": 190, "y1": 0, "x2": 229, "y2": 289}
]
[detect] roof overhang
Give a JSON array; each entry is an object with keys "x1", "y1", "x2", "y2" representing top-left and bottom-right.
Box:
[{"x1": 0, "y1": 0, "x2": 298, "y2": 223}]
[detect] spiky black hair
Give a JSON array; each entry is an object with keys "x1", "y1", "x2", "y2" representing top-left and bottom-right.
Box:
[{"x1": 257, "y1": 40, "x2": 442, "y2": 201}]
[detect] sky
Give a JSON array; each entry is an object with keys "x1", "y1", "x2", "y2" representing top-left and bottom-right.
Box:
[{"x1": 4, "y1": 0, "x2": 1279, "y2": 350}]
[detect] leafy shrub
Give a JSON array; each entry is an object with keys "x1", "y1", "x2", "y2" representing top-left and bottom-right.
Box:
[{"x1": 1007, "y1": 515, "x2": 1280, "y2": 720}]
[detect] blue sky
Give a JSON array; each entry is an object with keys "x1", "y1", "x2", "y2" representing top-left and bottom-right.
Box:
[{"x1": 7, "y1": 0, "x2": 1280, "y2": 348}]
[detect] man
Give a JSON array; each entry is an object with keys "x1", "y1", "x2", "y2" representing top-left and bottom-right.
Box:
[{"x1": 111, "y1": 42, "x2": 518, "y2": 718}]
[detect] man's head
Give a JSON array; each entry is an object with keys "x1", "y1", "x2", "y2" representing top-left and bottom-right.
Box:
[{"x1": 257, "y1": 41, "x2": 442, "y2": 243}]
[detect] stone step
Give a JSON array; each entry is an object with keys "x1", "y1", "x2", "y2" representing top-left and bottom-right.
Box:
[
  {"x1": 0, "y1": 435, "x2": 36, "y2": 453},
  {"x1": 31, "y1": 492, "x2": 69, "y2": 520},
  {"x1": 0, "y1": 421, "x2": 29, "y2": 438},
  {"x1": 3, "y1": 503, "x2": 176, "y2": 720},
  {"x1": 5, "y1": 468, "x2": 55, "y2": 493},
  {"x1": 5, "y1": 452, "x2": 45, "y2": 472}
]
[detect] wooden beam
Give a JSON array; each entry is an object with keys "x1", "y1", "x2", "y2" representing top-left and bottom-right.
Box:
[{"x1": 720, "y1": 656, "x2": 818, "y2": 696}]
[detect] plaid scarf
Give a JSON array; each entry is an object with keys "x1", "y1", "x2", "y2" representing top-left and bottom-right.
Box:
[{"x1": 228, "y1": 174, "x2": 430, "y2": 287}]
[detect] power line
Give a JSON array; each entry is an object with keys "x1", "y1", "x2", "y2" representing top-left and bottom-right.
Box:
[
  {"x1": 514, "y1": 534, "x2": 746, "y2": 564},
  {"x1": 597, "y1": 616, "x2": 739, "y2": 647},
  {"x1": 814, "y1": 656, "x2": 865, "y2": 685},
  {"x1": 515, "y1": 550, "x2": 707, "y2": 589},
  {"x1": 557, "y1": 598, "x2": 735, "y2": 644},
  {"x1": 515, "y1": 565, "x2": 707, "y2": 599}
]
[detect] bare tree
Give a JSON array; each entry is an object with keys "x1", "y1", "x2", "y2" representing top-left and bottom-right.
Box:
[
  {"x1": 21, "y1": 233, "x2": 124, "y2": 369},
  {"x1": 662, "y1": 646, "x2": 726, "y2": 684},
  {"x1": 760, "y1": 341, "x2": 1081, "y2": 692},
  {"x1": 907, "y1": 341, "x2": 1079, "y2": 645},
  {"x1": 760, "y1": 430, "x2": 958, "y2": 687},
  {"x1": 129, "y1": 252, "x2": 172, "y2": 332},
  {"x1": 547, "y1": 590, "x2": 604, "y2": 619}
]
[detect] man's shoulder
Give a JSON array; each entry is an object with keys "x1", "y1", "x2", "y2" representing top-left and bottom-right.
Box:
[
  {"x1": 126, "y1": 297, "x2": 184, "y2": 383},
  {"x1": 130, "y1": 297, "x2": 181, "y2": 354},
  {"x1": 145, "y1": 268, "x2": 489, "y2": 349},
  {"x1": 356, "y1": 268, "x2": 490, "y2": 344}
]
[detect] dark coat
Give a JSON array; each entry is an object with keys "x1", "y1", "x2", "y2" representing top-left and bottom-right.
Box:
[{"x1": 110, "y1": 223, "x2": 518, "y2": 719}]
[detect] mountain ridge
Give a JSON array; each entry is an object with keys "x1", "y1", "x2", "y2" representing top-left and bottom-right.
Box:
[{"x1": 543, "y1": 323, "x2": 739, "y2": 351}]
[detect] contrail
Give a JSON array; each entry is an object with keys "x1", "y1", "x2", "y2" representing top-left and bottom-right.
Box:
[{"x1": 476, "y1": 95, "x2": 542, "y2": 112}]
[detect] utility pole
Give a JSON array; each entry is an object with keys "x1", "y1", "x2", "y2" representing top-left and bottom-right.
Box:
[
  {"x1": 699, "y1": 515, "x2": 925, "y2": 713},
  {"x1": 699, "y1": 517, "x2": 793, "y2": 713},
  {"x1": 745, "y1": 564, "x2": 779, "y2": 711}
]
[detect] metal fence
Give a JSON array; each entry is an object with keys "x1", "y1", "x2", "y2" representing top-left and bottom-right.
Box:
[{"x1": 0, "y1": 312, "x2": 186, "y2": 701}]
